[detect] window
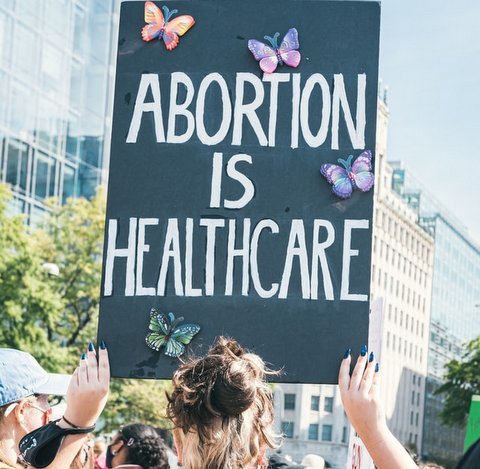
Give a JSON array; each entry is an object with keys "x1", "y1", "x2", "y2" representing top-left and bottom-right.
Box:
[
  {"x1": 62, "y1": 164, "x2": 77, "y2": 203},
  {"x1": 311, "y1": 395, "x2": 320, "y2": 411},
  {"x1": 281, "y1": 422, "x2": 294, "y2": 438},
  {"x1": 4, "y1": 139, "x2": 29, "y2": 193},
  {"x1": 284, "y1": 394, "x2": 296, "y2": 410},
  {"x1": 308, "y1": 424, "x2": 319, "y2": 440},
  {"x1": 342, "y1": 426, "x2": 348, "y2": 443},
  {"x1": 33, "y1": 151, "x2": 56, "y2": 200},
  {"x1": 324, "y1": 397, "x2": 333, "y2": 413},
  {"x1": 411, "y1": 391, "x2": 415, "y2": 405},
  {"x1": 321, "y1": 425, "x2": 332, "y2": 441}
]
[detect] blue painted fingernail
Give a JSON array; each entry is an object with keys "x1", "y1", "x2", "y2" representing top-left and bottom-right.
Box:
[
  {"x1": 375, "y1": 363, "x2": 380, "y2": 373},
  {"x1": 369, "y1": 351, "x2": 374, "y2": 362},
  {"x1": 100, "y1": 340, "x2": 106, "y2": 350},
  {"x1": 343, "y1": 348, "x2": 351, "y2": 359},
  {"x1": 360, "y1": 345, "x2": 367, "y2": 356},
  {"x1": 88, "y1": 343, "x2": 94, "y2": 352},
  {"x1": 81, "y1": 352, "x2": 86, "y2": 360}
]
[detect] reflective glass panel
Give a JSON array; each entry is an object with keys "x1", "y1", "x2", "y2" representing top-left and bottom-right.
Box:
[
  {"x1": 34, "y1": 151, "x2": 55, "y2": 200},
  {"x1": 12, "y1": 23, "x2": 37, "y2": 75},
  {"x1": 62, "y1": 163, "x2": 76, "y2": 203},
  {"x1": 5, "y1": 139, "x2": 29, "y2": 193}
]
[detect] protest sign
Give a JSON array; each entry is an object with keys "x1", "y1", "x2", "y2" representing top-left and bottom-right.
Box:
[
  {"x1": 98, "y1": 0, "x2": 381, "y2": 383},
  {"x1": 464, "y1": 395, "x2": 480, "y2": 452}
]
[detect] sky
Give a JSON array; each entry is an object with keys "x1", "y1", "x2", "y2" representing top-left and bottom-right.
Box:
[{"x1": 378, "y1": 0, "x2": 480, "y2": 243}]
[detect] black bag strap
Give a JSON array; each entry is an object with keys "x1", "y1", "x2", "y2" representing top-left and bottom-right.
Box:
[{"x1": 19, "y1": 419, "x2": 95, "y2": 468}]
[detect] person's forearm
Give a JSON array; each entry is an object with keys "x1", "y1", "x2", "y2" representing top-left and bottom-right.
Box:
[{"x1": 360, "y1": 427, "x2": 417, "y2": 469}]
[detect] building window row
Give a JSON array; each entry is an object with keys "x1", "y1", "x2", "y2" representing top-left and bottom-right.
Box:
[
  {"x1": 411, "y1": 391, "x2": 421, "y2": 407},
  {"x1": 306, "y1": 395, "x2": 334, "y2": 413},
  {"x1": 0, "y1": 137, "x2": 100, "y2": 205},
  {"x1": 386, "y1": 333, "x2": 424, "y2": 363},
  {"x1": 386, "y1": 305, "x2": 425, "y2": 338},
  {"x1": 375, "y1": 269, "x2": 427, "y2": 313},
  {"x1": 373, "y1": 238, "x2": 429, "y2": 288},
  {"x1": 374, "y1": 211, "x2": 431, "y2": 263}
]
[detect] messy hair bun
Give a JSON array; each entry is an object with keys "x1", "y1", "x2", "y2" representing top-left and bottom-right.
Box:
[{"x1": 167, "y1": 337, "x2": 280, "y2": 469}]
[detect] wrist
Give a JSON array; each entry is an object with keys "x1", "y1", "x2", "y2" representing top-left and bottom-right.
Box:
[
  {"x1": 61, "y1": 412, "x2": 96, "y2": 429},
  {"x1": 359, "y1": 422, "x2": 392, "y2": 452}
]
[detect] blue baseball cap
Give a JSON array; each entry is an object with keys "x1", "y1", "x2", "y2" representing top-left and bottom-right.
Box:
[{"x1": 0, "y1": 349, "x2": 71, "y2": 407}]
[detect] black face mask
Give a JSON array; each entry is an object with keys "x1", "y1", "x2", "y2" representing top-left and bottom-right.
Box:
[{"x1": 105, "y1": 445, "x2": 115, "y2": 469}]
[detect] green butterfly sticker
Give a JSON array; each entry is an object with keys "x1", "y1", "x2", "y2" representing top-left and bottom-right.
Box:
[{"x1": 145, "y1": 309, "x2": 200, "y2": 358}]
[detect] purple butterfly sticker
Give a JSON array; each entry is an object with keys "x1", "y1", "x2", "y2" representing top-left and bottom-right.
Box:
[
  {"x1": 248, "y1": 28, "x2": 301, "y2": 74},
  {"x1": 320, "y1": 150, "x2": 374, "y2": 199}
]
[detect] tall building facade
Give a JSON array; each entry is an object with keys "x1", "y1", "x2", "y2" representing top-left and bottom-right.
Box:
[
  {"x1": 274, "y1": 96, "x2": 435, "y2": 467},
  {"x1": 0, "y1": 0, "x2": 116, "y2": 222},
  {"x1": 391, "y1": 163, "x2": 480, "y2": 465},
  {"x1": 369, "y1": 101, "x2": 434, "y2": 452}
]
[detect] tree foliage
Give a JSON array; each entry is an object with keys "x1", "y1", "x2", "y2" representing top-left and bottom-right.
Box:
[
  {"x1": 436, "y1": 337, "x2": 480, "y2": 426},
  {"x1": 0, "y1": 183, "x2": 170, "y2": 431},
  {"x1": 0, "y1": 184, "x2": 67, "y2": 370}
]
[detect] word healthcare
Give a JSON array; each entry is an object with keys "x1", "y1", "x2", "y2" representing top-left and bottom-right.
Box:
[
  {"x1": 103, "y1": 216, "x2": 370, "y2": 302},
  {"x1": 126, "y1": 72, "x2": 367, "y2": 149}
]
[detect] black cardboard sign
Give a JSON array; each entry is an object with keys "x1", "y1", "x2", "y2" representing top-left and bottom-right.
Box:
[{"x1": 98, "y1": 0, "x2": 380, "y2": 383}]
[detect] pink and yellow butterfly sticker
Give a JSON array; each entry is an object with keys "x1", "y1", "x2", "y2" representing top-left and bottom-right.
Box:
[{"x1": 141, "y1": 1, "x2": 195, "y2": 51}]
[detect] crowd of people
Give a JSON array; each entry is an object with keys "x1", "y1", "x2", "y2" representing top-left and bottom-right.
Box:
[{"x1": 0, "y1": 338, "x2": 478, "y2": 469}]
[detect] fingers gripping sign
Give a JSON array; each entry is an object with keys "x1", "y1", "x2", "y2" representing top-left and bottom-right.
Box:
[
  {"x1": 338, "y1": 348, "x2": 416, "y2": 469},
  {"x1": 64, "y1": 342, "x2": 110, "y2": 428},
  {"x1": 339, "y1": 346, "x2": 383, "y2": 428}
]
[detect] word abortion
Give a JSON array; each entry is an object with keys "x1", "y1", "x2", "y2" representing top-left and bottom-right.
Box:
[
  {"x1": 126, "y1": 72, "x2": 367, "y2": 149},
  {"x1": 103, "y1": 217, "x2": 370, "y2": 301}
]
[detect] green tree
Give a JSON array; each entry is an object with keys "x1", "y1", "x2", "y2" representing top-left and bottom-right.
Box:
[
  {"x1": 37, "y1": 189, "x2": 106, "y2": 357},
  {"x1": 0, "y1": 183, "x2": 171, "y2": 430},
  {"x1": 436, "y1": 337, "x2": 480, "y2": 426},
  {"x1": 0, "y1": 184, "x2": 67, "y2": 371}
]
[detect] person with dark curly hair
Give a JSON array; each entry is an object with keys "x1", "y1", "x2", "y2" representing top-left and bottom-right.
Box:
[{"x1": 105, "y1": 423, "x2": 169, "y2": 469}]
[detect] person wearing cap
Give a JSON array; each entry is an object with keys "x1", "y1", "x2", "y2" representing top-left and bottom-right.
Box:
[{"x1": 0, "y1": 344, "x2": 110, "y2": 469}]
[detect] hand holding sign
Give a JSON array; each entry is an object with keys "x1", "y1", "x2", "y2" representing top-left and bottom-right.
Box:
[{"x1": 339, "y1": 350, "x2": 417, "y2": 469}]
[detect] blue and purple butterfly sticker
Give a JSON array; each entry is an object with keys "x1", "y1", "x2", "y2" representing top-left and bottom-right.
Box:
[
  {"x1": 248, "y1": 28, "x2": 301, "y2": 73},
  {"x1": 320, "y1": 150, "x2": 374, "y2": 199}
]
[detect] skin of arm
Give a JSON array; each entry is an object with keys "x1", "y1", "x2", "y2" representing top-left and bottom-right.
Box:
[
  {"x1": 338, "y1": 349, "x2": 417, "y2": 469},
  {"x1": 39, "y1": 345, "x2": 110, "y2": 469}
]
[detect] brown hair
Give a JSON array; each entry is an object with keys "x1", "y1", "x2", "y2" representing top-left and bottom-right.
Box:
[{"x1": 167, "y1": 337, "x2": 281, "y2": 469}]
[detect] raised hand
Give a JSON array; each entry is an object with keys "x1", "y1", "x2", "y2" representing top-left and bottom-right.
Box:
[
  {"x1": 338, "y1": 347, "x2": 417, "y2": 469},
  {"x1": 62, "y1": 342, "x2": 110, "y2": 428}
]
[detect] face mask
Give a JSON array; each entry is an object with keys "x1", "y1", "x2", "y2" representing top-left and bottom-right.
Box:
[{"x1": 105, "y1": 445, "x2": 116, "y2": 469}]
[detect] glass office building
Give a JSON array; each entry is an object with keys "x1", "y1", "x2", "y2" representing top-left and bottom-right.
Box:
[
  {"x1": 391, "y1": 162, "x2": 480, "y2": 464},
  {"x1": 0, "y1": 0, "x2": 116, "y2": 223}
]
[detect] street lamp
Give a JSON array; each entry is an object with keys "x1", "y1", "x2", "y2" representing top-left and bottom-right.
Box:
[{"x1": 41, "y1": 262, "x2": 60, "y2": 277}]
